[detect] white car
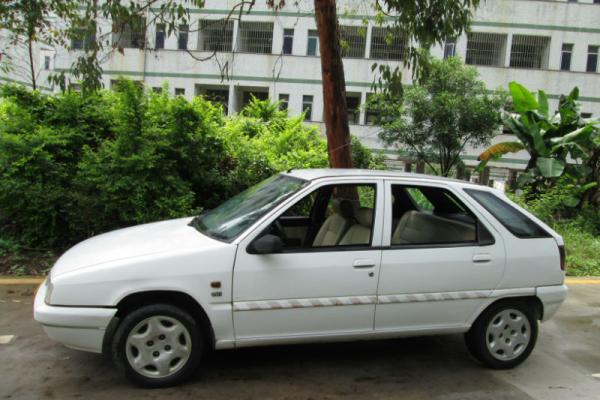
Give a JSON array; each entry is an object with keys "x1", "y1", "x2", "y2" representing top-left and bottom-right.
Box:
[{"x1": 34, "y1": 169, "x2": 567, "y2": 387}]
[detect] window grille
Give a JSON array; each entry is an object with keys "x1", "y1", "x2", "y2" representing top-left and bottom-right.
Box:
[
  {"x1": 237, "y1": 21, "x2": 273, "y2": 54},
  {"x1": 370, "y1": 27, "x2": 405, "y2": 60},
  {"x1": 339, "y1": 25, "x2": 366, "y2": 58},
  {"x1": 465, "y1": 32, "x2": 507, "y2": 67},
  {"x1": 112, "y1": 15, "x2": 146, "y2": 49},
  {"x1": 561, "y1": 43, "x2": 573, "y2": 71},
  {"x1": 587, "y1": 45, "x2": 598, "y2": 72},
  {"x1": 510, "y1": 35, "x2": 550, "y2": 69},
  {"x1": 198, "y1": 20, "x2": 234, "y2": 52}
]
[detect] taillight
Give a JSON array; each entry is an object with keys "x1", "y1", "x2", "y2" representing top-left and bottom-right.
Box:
[{"x1": 558, "y1": 245, "x2": 566, "y2": 271}]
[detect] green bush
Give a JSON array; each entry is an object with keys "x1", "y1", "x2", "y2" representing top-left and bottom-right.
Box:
[{"x1": 0, "y1": 80, "x2": 385, "y2": 252}]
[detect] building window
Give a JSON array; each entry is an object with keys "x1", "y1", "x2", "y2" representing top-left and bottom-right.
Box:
[
  {"x1": 561, "y1": 43, "x2": 573, "y2": 71},
  {"x1": 112, "y1": 15, "x2": 146, "y2": 49},
  {"x1": 509, "y1": 35, "x2": 550, "y2": 69},
  {"x1": 175, "y1": 88, "x2": 185, "y2": 96},
  {"x1": 302, "y1": 95, "x2": 313, "y2": 121},
  {"x1": 152, "y1": 87, "x2": 163, "y2": 93},
  {"x1": 237, "y1": 21, "x2": 273, "y2": 54},
  {"x1": 199, "y1": 87, "x2": 230, "y2": 113},
  {"x1": 581, "y1": 112, "x2": 593, "y2": 118},
  {"x1": 198, "y1": 20, "x2": 234, "y2": 52},
  {"x1": 365, "y1": 93, "x2": 380, "y2": 125},
  {"x1": 339, "y1": 25, "x2": 366, "y2": 58},
  {"x1": 346, "y1": 94, "x2": 361, "y2": 124},
  {"x1": 43, "y1": 56, "x2": 50, "y2": 70},
  {"x1": 242, "y1": 90, "x2": 269, "y2": 109},
  {"x1": 443, "y1": 39, "x2": 456, "y2": 59},
  {"x1": 278, "y1": 93, "x2": 289, "y2": 110},
  {"x1": 370, "y1": 27, "x2": 405, "y2": 61},
  {"x1": 587, "y1": 45, "x2": 598, "y2": 72},
  {"x1": 307, "y1": 29, "x2": 319, "y2": 56},
  {"x1": 155, "y1": 23, "x2": 165, "y2": 49},
  {"x1": 178, "y1": 25, "x2": 189, "y2": 50},
  {"x1": 465, "y1": 32, "x2": 507, "y2": 67},
  {"x1": 282, "y1": 28, "x2": 294, "y2": 54},
  {"x1": 71, "y1": 27, "x2": 95, "y2": 50}
]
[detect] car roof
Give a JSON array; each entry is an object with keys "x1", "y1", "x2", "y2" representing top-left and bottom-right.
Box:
[{"x1": 283, "y1": 168, "x2": 490, "y2": 190}]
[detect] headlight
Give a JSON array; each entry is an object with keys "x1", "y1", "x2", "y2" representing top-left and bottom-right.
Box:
[{"x1": 44, "y1": 276, "x2": 54, "y2": 304}]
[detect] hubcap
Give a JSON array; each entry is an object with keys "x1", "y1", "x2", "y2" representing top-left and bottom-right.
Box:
[
  {"x1": 125, "y1": 315, "x2": 192, "y2": 378},
  {"x1": 485, "y1": 308, "x2": 531, "y2": 361}
]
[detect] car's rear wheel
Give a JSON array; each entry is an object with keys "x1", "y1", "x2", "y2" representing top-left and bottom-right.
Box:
[
  {"x1": 465, "y1": 300, "x2": 538, "y2": 369},
  {"x1": 112, "y1": 304, "x2": 203, "y2": 388}
]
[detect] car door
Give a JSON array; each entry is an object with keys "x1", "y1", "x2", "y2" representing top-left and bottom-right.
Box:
[
  {"x1": 232, "y1": 179, "x2": 384, "y2": 343},
  {"x1": 375, "y1": 180, "x2": 506, "y2": 332}
]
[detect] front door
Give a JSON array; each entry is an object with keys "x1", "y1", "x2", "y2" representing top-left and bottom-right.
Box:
[
  {"x1": 375, "y1": 181, "x2": 506, "y2": 332},
  {"x1": 233, "y1": 180, "x2": 384, "y2": 341}
]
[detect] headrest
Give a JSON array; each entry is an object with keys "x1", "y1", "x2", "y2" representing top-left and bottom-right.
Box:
[
  {"x1": 355, "y1": 207, "x2": 373, "y2": 227},
  {"x1": 332, "y1": 198, "x2": 355, "y2": 219}
]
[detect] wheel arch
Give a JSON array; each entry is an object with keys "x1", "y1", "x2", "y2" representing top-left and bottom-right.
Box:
[
  {"x1": 102, "y1": 290, "x2": 215, "y2": 354},
  {"x1": 471, "y1": 295, "x2": 544, "y2": 328}
]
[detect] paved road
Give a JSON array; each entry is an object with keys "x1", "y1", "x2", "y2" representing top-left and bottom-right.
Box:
[{"x1": 1, "y1": 281, "x2": 599, "y2": 400}]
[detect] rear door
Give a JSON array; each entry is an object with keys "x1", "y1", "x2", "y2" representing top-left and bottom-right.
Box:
[{"x1": 375, "y1": 180, "x2": 506, "y2": 332}]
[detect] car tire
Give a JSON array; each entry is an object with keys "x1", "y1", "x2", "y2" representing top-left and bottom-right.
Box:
[
  {"x1": 111, "y1": 304, "x2": 203, "y2": 388},
  {"x1": 465, "y1": 300, "x2": 538, "y2": 369}
]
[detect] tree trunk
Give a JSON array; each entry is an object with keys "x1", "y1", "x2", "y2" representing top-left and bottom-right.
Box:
[
  {"x1": 314, "y1": 0, "x2": 353, "y2": 168},
  {"x1": 27, "y1": 38, "x2": 37, "y2": 91}
]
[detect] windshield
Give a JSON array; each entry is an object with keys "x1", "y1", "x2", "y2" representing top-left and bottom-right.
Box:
[{"x1": 190, "y1": 174, "x2": 307, "y2": 241}]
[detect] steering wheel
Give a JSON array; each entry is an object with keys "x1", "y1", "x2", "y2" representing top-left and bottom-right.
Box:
[{"x1": 273, "y1": 220, "x2": 289, "y2": 243}]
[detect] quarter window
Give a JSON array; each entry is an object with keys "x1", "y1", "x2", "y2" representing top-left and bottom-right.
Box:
[{"x1": 464, "y1": 189, "x2": 550, "y2": 238}]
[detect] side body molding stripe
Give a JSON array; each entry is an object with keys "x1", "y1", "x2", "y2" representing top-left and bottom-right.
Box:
[{"x1": 233, "y1": 288, "x2": 531, "y2": 311}]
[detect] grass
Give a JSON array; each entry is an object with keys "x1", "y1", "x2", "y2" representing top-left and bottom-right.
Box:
[{"x1": 554, "y1": 223, "x2": 600, "y2": 276}]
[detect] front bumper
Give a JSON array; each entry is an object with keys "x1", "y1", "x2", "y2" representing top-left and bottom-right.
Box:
[
  {"x1": 33, "y1": 280, "x2": 117, "y2": 353},
  {"x1": 536, "y1": 284, "x2": 568, "y2": 322}
]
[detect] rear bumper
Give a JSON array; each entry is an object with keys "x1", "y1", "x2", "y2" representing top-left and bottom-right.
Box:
[
  {"x1": 536, "y1": 284, "x2": 568, "y2": 322},
  {"x1": 33, "y1": 280, "x2": 117, "y2": 353}
]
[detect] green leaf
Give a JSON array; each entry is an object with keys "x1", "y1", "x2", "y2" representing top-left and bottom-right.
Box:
[
  {"x1": 509, "y1": 81, "x2": 538, "y2": 114},
  {"x1": 562, "y1": 196, "x2": 580, "y2": 208},
  {"x1": 536, "y1": 157, "x2": 565, "y2": 178},
  {"x1": 538, "y1": 90, "x2": 549, "y2": 118},
  {"x1": 516, "y1": 170, "x2": 535, "y2": 187},
  {"x1": 478, "y1": 141, "x2": 524, "y2": 161}
]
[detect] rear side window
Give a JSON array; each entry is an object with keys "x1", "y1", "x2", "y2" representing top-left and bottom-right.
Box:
[{"x1": 464, "y1": 189, "x2": 550, "y2": 238}]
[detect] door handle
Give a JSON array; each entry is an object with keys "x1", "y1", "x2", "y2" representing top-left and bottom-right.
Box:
[
  {"x1": 472, "y1": 254, "x2": 492, "y2": 263},
  {"x1": 353, "y1": 259, "x2": 376, "y2": 269}
]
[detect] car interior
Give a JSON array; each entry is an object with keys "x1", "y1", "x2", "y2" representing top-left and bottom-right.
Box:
[{"x1": 262, "y1": 183, "x2": 480, "y2": 251}]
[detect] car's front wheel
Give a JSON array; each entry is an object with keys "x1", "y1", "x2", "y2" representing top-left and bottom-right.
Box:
[
  {"x1": 465, "y1": 300, "x2": 538, "y2": 369},
  {"x1": 112, "y1": 304, "x2": 203, "y2": 388}
]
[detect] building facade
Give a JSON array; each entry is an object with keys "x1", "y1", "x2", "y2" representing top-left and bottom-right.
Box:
[{"x1": 2, "y1": 0, "x2": 600, "y2": 183}]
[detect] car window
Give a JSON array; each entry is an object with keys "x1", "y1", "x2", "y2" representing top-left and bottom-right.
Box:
[
  {"x1": 264, "y1": 183, "x2": 377, "y2": 250},
  {"x1": 392, "y1": 185, "x2": 477, "y2": 246},
  {"x1": 191, "y1": 174, "x2": 307, "y2": 241},
  {"x1": 464, "y1": 189, "x2": 550, "y2": 238}
]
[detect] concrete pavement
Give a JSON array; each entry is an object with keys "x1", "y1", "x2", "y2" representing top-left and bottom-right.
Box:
[{"x1": 0, "y1": 281, "x2": 599, "y2": 400}]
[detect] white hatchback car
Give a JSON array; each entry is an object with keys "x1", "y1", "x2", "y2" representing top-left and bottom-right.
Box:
[{"x1": 34, "y1": 169, "x2": 567, "y2": 387}]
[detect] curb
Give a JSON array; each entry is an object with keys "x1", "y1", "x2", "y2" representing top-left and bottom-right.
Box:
[{"x1": 0, "y1": 277, "x2": 45, "y2": 285}]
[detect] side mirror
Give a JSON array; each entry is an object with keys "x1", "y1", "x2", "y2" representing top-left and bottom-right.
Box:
[{"x1": 248, "y1": 234, "x2": 284, "y2": 254}]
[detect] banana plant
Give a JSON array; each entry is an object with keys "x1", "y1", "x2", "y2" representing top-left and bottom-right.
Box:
[{"x1": 478, "y1": 82, "x2": 598, "y2": 188}]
